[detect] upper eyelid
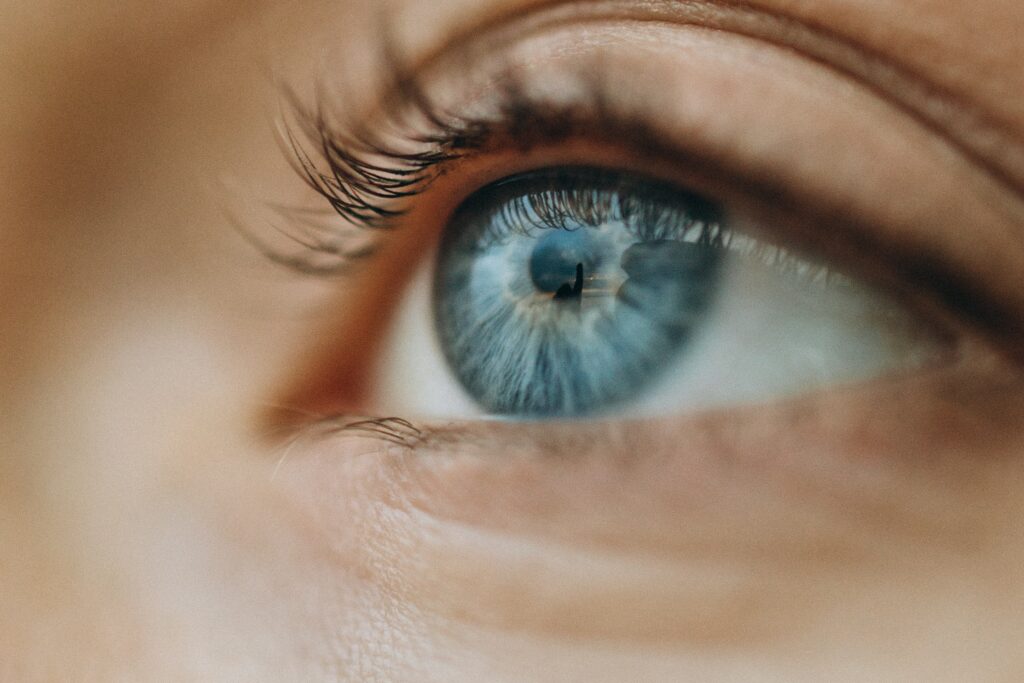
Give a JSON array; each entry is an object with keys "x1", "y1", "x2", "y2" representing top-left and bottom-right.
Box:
[
  {"x1": 264, "y1": 9, "x2": 1024, "y2": 366},
  {"x1": 277, "y1": 0, "x2": 1024, "y2": 240},
  {"x1": 269, "y1": 0, "x2": 1024, "y2": 273},
  {"x1": 387, "y1": 0, "x2": 1024, "y2": 202}
]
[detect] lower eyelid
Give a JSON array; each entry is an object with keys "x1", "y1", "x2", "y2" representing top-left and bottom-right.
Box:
[
  {"x1": 309, "y1": 355, "x2": 1024, "y2": 517},
  {"x1": 276, "y1": 362, "x2": 1024, "y2": 642}
]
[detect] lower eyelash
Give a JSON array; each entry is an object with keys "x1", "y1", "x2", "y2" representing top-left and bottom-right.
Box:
[{"x1": 322, "y1": 416, "x2": 426, "y2": 448}]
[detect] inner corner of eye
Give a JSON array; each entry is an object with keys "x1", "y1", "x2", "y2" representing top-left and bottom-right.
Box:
[{"x1": 367, "y1": 165, "x2": 951, "y2": 421}]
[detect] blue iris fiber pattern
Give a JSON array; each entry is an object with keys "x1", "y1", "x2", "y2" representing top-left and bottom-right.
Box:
[{"x1": 433, "y1": 167, "x2": 726, "y2": 417}]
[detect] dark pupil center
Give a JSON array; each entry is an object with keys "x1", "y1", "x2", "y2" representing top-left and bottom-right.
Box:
[{"x1": 529, "y1": 229, "x2": 599, "y2": 298}]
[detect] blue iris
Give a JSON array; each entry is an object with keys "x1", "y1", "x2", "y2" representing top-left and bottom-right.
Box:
[{"x1": 433, "y1": 167, "x2": 725, "y2": 417}]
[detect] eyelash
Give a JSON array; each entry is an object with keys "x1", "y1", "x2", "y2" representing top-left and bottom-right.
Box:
[{"x1": 270, "y1": 65, "x2": 681, "y2": 276}]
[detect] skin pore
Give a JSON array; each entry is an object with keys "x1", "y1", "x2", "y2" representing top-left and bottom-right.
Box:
[{"x1": 2, "y1": 0, "x2": 1024, "y2": 680}]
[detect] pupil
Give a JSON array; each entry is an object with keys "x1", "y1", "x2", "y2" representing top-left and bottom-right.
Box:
[{"x1": 528, "y1": 229, "x2": 600, "y2": 294}]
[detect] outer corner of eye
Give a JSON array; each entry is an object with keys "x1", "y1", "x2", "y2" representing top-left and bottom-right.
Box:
[{"x1": 367, "y1": 166, "x2": 954, "y2": 422}]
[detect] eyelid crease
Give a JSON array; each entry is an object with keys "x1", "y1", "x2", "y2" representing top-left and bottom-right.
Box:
[
  {"x1": 274, "y1": 0, "x2": 1024, "y2": 261},
  {"x1": 275, "y1": 0, "x2": 1024, "y2": 263},
  {"x1": 398, "y1": 0, "x2": 1024, "y2": 204}
]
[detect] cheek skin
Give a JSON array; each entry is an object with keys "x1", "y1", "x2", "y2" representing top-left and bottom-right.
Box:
[{"x1": 273, "y1": 362, "x2": 1024, "y2": 679}]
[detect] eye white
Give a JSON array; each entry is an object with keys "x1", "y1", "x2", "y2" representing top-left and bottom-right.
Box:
[
  {"x1": 369, "y1": 238, "x2": 944, "y2": 419},
  {"x1": 371, "y1": 260, "x2": 483, "y2": 418}
]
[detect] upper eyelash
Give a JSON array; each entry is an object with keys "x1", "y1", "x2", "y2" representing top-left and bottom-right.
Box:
[
  {"x1": 459, "y1": 167, "x2": 845, "y2": 287},
  {"x1": 282, "y1": 85, "x2": 457, "y2": 230},
  {"x1": 461, "y1": 167, "x2": 724, "y2": 244},
  {"x1": 271, "y1": 62, "x2": 668, "y2": 275}
]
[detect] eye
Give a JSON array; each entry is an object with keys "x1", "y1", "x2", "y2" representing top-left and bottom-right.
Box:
[
  {"x1": 266, "y1": 10, "x2": 1024, "y2": 426},
  {"x1": 371, "y1": 166, "x2": 948, "y2": 419}
]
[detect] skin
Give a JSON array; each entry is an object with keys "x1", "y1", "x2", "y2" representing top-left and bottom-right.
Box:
[{"x1": 2, "y1": 0, "x2": 1024, "y2": 680}]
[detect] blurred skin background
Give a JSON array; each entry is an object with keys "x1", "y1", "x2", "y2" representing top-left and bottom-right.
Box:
[{"x1": 3, "y1": 0, "x2": 1024, "y2": 680}]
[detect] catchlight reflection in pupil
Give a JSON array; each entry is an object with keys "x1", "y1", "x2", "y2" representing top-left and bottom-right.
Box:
[{"x1": 432, "y1": 167, "x2": 726, "y2": 417}]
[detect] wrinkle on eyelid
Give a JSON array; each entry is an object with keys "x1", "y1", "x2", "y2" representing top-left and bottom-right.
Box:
[{"x1": 387, "y1": 0, "x2": 1024, "y2": 210}]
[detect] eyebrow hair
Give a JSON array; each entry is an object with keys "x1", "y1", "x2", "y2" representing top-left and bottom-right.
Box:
[{"x1": 396, "y1": 0, "x2": 1024, "y2": 203}]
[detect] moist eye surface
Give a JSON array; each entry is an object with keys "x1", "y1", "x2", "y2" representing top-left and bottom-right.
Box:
[{"x1": 433, "y1": 167, "x2": 728, "y2": 417}]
